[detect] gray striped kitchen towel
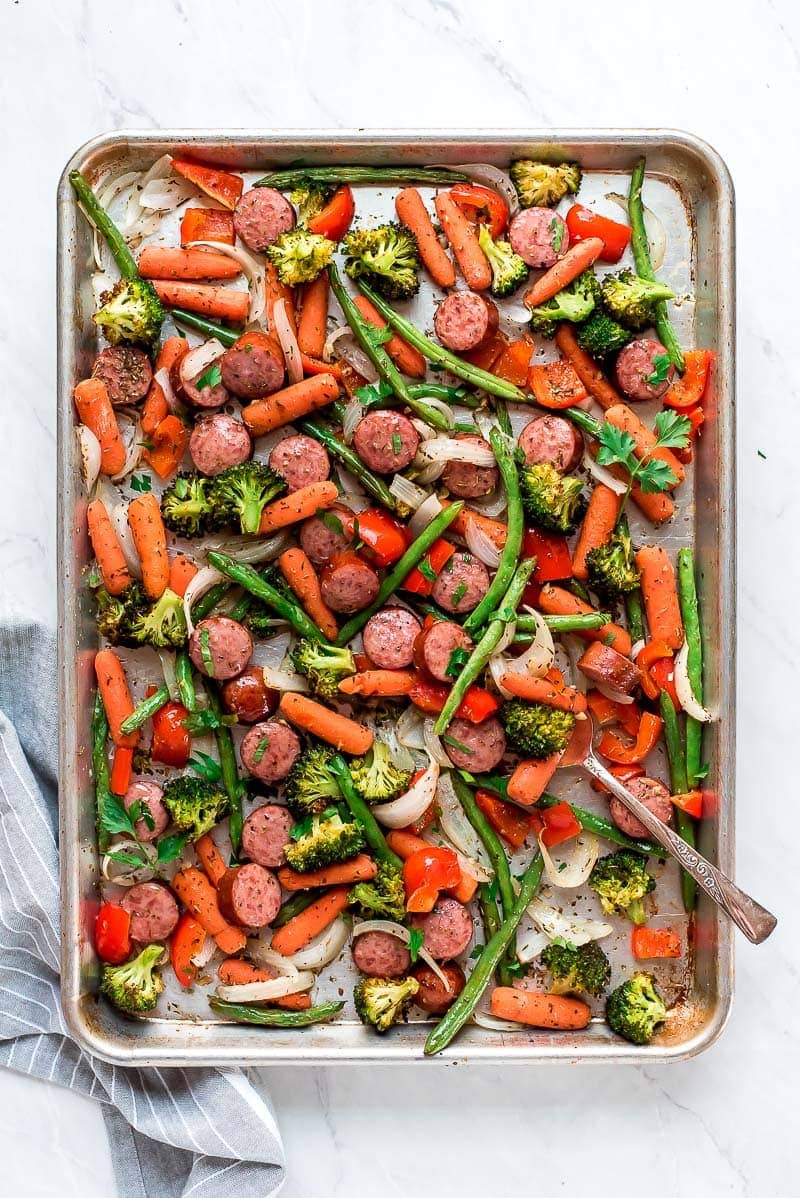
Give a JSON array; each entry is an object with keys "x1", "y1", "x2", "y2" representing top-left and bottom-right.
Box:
[{"x1": 0, "y1": 619, "x2": 285, "y2": 1197}]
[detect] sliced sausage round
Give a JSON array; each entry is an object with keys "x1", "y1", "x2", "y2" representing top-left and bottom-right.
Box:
[
  {"x1": 431, "y1": 551, "x2": 490, "y2": 614},
  {"x1": 233, "y1": 187, "x2": 296, "y2": 252},
  {"x1": 216, "y1": 863, "x2": 281, "y2": 929},
  {"x1": 221, "y1": 666, "x2": 279, "y2": 724},
  {"x1": 609, "y1": 776, "x2": 673, "y2": 840},
  {"x1": 353, "y1": 410, "x2": 420, "y2": 474},
  {"x1": 189, "y1": 412, "x2": 252, "y2": 476},
  {"x1": 519, "y1": 415, "x2": 584, "y2": 473},
  {"x1": 414, "y1": 621, "x2": 473, "y2": 683},
  {"x1": 298, "y1": 504, "x2": 354, "y2": 565},
  {"x1": 121, "y1": 882, "x2": 179, "y2": 942},
  {"x1": 443, "y1": 717, "x2": 507, "y2": 772},
  {"x1": 442, "y1": 434, "x2": 498, "y2": 498},
  {"x1": 240, "y1": 720, "x2": 301, "y2": 783},
  {"x1": 509, "y1": 208, "x2": 569, "y2": 269},
  {"x1": 241, "y1": 804, "x2": 295, "y2": 868},
  {"x1": 433, "y1": 292, "x2": 499, "y2": 353},
  {"x1": 577, "y1": 642, "x2": 642, "y2": 695},
  {"x1": 320, "y1": 551, "x2": 380, "y2": 614},
  {"x1": 189, "y1": 617, "x2": 253, "y2": 681},
  {"x1": 362, "y1": 607, "x2": 421, "y2": 670},
  {"x1": 92, "y1": 346, "x2": 152, "y2": 406},
  {"x1": 412, "y1": 961, "x2": 467, "y2": 1013},
  {"x1": 614, "y1": 337, "x2": 675, "y2": 402},
  {"x1": 351, "y1": 931, "x2": 411, "y2": 978},
  {"x1": 220, "y1": 332, "x2": 285, "y2": 400},
  {"x1": 410, "y1": 897, "x2": 473, "y2": 961},
  {"x1": 175, "y1": 364, "x2": 230, "y2": 410},
  {"x1": 122, "y1": 780, "x2": 169, "y2": 843},
  {"x1": 269, "y1": 434, "x2": 330, "y2": 492}
]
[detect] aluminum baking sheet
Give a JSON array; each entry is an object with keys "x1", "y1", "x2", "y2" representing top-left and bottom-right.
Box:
[{"x1": 57, "y1": 130, "x2": 735, "y2": 1064}]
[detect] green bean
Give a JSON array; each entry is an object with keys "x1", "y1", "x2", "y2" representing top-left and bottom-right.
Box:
[
  {"x1": 677, "y1": 547, "x2": 704, "y2": 788},
  {"x1": 256, "y1": 166, "x2": 469, "y2": 189},
  {"x1": 628, "y1": 159, "x2": 684, "y2": 372},
  {"x1": 191, "y1": 581, "x2": 231, "y2": 621},
  {"x1": 515, "y1": 612, "x2": 611, "y2": 635},
  {"x1": 209, "y1": 998, "x2": 344, "y2": 1027},
  {"x1": 624, "y1": 589, "x2": 646, "y2": 645},
  {"x1": 205, "y1": 680, "x2": 244, "y2": 853},
  {"x1": 462, "y1": 428, "x2": 524, "y2": 638},
  {"x1": 208, "y1": 552, "x2": 329, "y2": 643},
  {"x1": 569, "y1": 578, "x2": 592, "y2": 604},
  {"x1": 298, "y1": 418, "x2": 398, "y2": 511},
  {"x1": 433, "y1": 557, "x2": 535, "y2": 735},
  {"x1": 424, "y1": 852, "x2": 544, "y2": 1056},
  {"x1": 120, "y1": 685, "x2": 170, "y2": 737},
  {"x1": 272, "y1": 890, "x2": 321, "y2": 929},
  {"x1": 69, "y1": 170, "x2": 138, "y2": 280},
  {"x1": 334, "y1": 501, "x2": 464, "y2": 645},
  {"x1": 330, "y1": 756, "x2": 403, "y2": 870},
  {"x1": 228, "y1": 592, "x2": 254, "y2": 624},
  {"x1": 92, "y1": 691, "x2": 114, "y2": 852},
  {"x1": 171, "y1": 309, "x2": 239, "y2": 346},
  {"x1": 357, "y1": 282, "x2": 528, "y2": 403},
  {"x1": 562, "y1": 406, "x2": 603, "y2": 438},
  {"x1": 408, "y1": 383, "x2": 480, "y2": 409},
  {"x1": 659, "y1": 690, "x2": 696, "y2": 911},
  {"x1": 175, "y1": 652, "x2": 197, "y2": 713},
  {"x1": 478, "y1": 882, "x2": 501, "y2": 942}
]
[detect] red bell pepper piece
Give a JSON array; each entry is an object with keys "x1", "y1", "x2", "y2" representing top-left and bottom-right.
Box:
[
  {"x1": 670, "y1": 790, "x2": 704, "y2": 819},
  {"x1": 340, "y1": 507, "x2": 410, "y2": 567},
  {"x1": 539, "y1": 800, "x2": 582, "y2": 847},
  {"x1": 599, "y1": 712, "x2": 663, "y2": 765},
  {"x1": 151, "y1": 699, "x2": 191, "y2": 767},
  {"x1": 454, "y1": 686, "x2": 499, "y2": 723},
  {"x1": 307, "y1": 185, "x2": 356, "y2": 241},
  {"x1": 590, "y1": 763, "x2": 646, "y2": 795},
  {"x1": 109, "y1": 745, "x2": 134, "y2": 797},
  {"x1": 462, "y1": 333, "x2": 508, "y2": 372},
  {"x1": 180, "y1": 207, "x2": 236, "y2": 247},
  {"x1": 407, "y1": 676, "x2": 498, "y2": 724},
  {"x1": 95, "y1": 902, "x2": 132, "y2": 964},
  {"x1": 673, "y1": 404, "x2": 705, "y2": 464},
  {"x1": 636, "y1": 640, "x2": 674, "y2": 701},
  {"x1": 475, "y1": 790, "x2": 541, "y2": 849},
  {"x1": 405, "y1": 801, "x2": 440, "y2": 837},
  {"x1": 170, "y1": 158, "x2": 244, "y2": 210},
  {"x1": 649, "y1": 657, "x2": 681, "y2": 710},
  {"x1": 401, "y1": 538, "x2": 455, "y2": 595},
  {"x1": 493, "y1": 338, "x2": 535, "y2": 387},
  {"x1": 528, "y1": 359, "x2": 588, "y2": 409},
  {"x1": 587, "y1": 690, "x2": 642, "y2": 736},
  {"x1": 631, "y1": 925, "x2": 682, "y2": 959},
  {"x1": 523, "y1": 527, "x2": 572, "y2": 584},
  {"x1": 663, "y1": 350, "x2": 712, "y2": 410},
  {"x1": 449, "y1": 183, "x2": 508, "y2": 238},
  {"x1": 565, "y1": 204, "x2": 631, "y2": 263},
  {"x1": 169, "y1": 913, "x2": 207, "y2": 988},
  {"x1": 403, "y1": 846, "x2": 461, "y2": 912}
]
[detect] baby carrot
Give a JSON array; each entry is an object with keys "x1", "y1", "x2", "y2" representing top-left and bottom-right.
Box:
[
  {"x1": 194, "y1": 832, "x2": 227, "y2": 886},
  {"x1": 168, "y1": 553, "x2": 198, "y2": 598},
  {"x1": 296, "y1": 274, "x2": 330, "y2": 359},
  {"x1": 490, "y1": 986, "x2": 591, "y2": 1029},
  {"x1": 538, "y1": 584, "x2": 632, "y2": 656},
  {"x1": 127, "y1": 492, "x2": 170, "y2": 600},
  {"x1": 151, "y1": 280, "x2": 250, "y2": 325},
  {"x1": 242, "y1": 374, "x2": 339, "y2": 436},
  {"x1": 635, "y1": 546, "x2": 684, "y2": 650},
  {"x1": 73, "y1": 378, "x2": 126, "y2": 475},
  {"x1": 523, "y1": 238, "x2": 604, "y2": 308},
  {"x1": 270, "y1": 886, "x2": 350, "y2": 956},
  {"x1": 572, "y1": 484, "x2": 622, "y2": 580},
  {"x1": 338, "y1": 670, "x2": 415, "y2": 697},
  {"x1": 353, "y1": 295, "x2": 426, "y2": 378},
  {"x1": 217, "y1": 959, "x2": 312, "y2": 1010},
  {"x1": 554, "y1": 324, "x2": 623, "y2": 410},
  {"x1": 138, "y1": 246, "x2": 242, "y2": 280},
  {"x1": 604, "y1": 404, "x2": 686, "y2": 488},
  {"x1": 109, "y1": 745, "x2": 135, "y2": 796},
  {"x1": 141, "y1": 377, "x2": 169, "y2": 437},
  {"x1": 265, "y1": 261, "x2": 297, "y2": 332},
  {"x1": 396, "y1": 187, "x2": 456, "y2": 288},
  {"x1": 434, "y1": 192, "x2": 492, "y2": 291},
  {"x1": 258, "y1": 481, "x2": 339, "y2": 535},
  {"x1": 506, "y1": 756, "x2": 563, "y2": 807},
  {"x1": 95, "y1": 648, "x2": 139, "y2": 749},
  {"x1": 87, "y1": 500, "x2": 133, "y2": 596},
  {"x1": 279, "y1": 692, "x2": 374, "y2": 755},
  {"x1": 142, "y1": 414, "x2": 189, "y2": 480},
  {"x1": 171, "y1": 867, "x2": 246, "y2": 955},
  {"x1": 277, "y1": 855, "x2": 378, "y2": 891},
  {"x1": 278, "y1": 547, "x2": 338, "y2": 641},
  {"x1": 443, "y1": 501, "x2": 507, "y2": 549},
  {"x1": 499, "y1": 672, "x2": 587, "y2": 714},
  {"x1": 156, "y1": 335, "x2": 190, "y2": 373}
]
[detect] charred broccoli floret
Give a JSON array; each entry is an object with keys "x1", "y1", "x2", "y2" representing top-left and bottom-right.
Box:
[
  {"x1": 127, "y1": 587, "x2": 187, "y2": 649},
  {"x1": 519, "y1": 462, "x2": 586, "y2": 534},
  {"x1": 589, "y1": 850, "x2": 656, "y2": 925},
  {"x1": 208, "y1": 462, "x2": 286, "y2": 536},
  {"x1": 94, "y1": 582, "x2": 148, "y2": 646},
  {"x1": 290, "y1": 183, "x2": 334, "y2": 225},
  {"x1": 100, "y1": 944, "x2": 164, "y2": 1014},
  {"x1": 160, "y1": 472, "x2": 216, "y2": 538},
  {"x1": 348, "y1": 741, "x2": 412, "y2": 803},
  {"x1": 284, "y1": 809, "x2": 364, "y2": 873},
  {"x1": 343, "y1": 223, "x2": 420, "y2": 300},
  {"x1": 601, "y1": 269, "x2": 676, "y2": 332},
  {"x1": 477, "y1": 224, "x2": 528, "y2": 298},
  {"x1": 283, "y1": 746, "x2": 343, "y2": 818},
  {"x1": 575, "y1": 309, "x2": 632, "y2": 358},
  {"x1": 510, "y1": 160, "x2": 582, "y2": 208},
  {"x1": 527, "y1": 269, "x2": 600, "y2": 338},
  {"x1": 267, "y1": 227, "x2": 336, "y2": 285},
  {"x1": 290, "y1": 639, "x2": 356, "y2": 702},
  {"x1": 354, "y1": 975, "x2": 420, "y2": 1033},
  {"x1": 94, "y1": 277, "x2": 163, "y2": 347},
  {"x1": 541, "y1": 940, "x2": 611, "y2": 998},
  {"x1": 606, "y1": 971, "x2": 667, "y2": 1045},
  {"x1": 501, "y1": 700, "x2": 576, "y2": 759},
  {"x1": 348, "y1": 861, "x2": 406, "y2": 922},
  {"x1": 586, "y1": 526, "x2": 640, "y2": 602},
  {"x1": 162, "y1": 775, "x2": 229, "y2": 840}
]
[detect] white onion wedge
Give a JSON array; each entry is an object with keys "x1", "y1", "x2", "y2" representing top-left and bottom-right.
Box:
[
  {"x1": 287, "y1": 918, "x2": 349, "y2": 970},
  {"x1": 409, "y1": 492, "x2": 443, "y2": 539},
  {"x1": 464, "y1": 517, "x2": 502, "y2": 569},
  {"x1": 582, "y1": 450, "x2": 627, "y2": 495},
  {"x1": 216, "y1": 971, "x2": 315, "y2": 1003},
  {"x1": 273, "y1": 298, "x2": 303, "y2": 384},
  {"x1": 538, "y1": 832, "x2": 600, "y2": 889},
  {"x1": 372, "y1": 761, "x2": 439, "y2": 828},
  {"x1": 183, "y1": 566, "x2": 224, "y2": 635},
  {"x1": 674, "y1": 641, "x2": 715, "y2": 723},
  {"x1": 110, "y1": 503, "x2": 142, "y2": 579},
  {"x1": 76, "y1": 426, "x2": 102, "y2": 493}
]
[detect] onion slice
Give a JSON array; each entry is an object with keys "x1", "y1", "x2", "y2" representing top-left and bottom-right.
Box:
[
  {"x1": 538, "y1": 832, "x2": 600, "y2": 889},
  {"x1": 396, "y1": 705, "x2": 426, "y2": 751},
  {"x1": 582, "y1": 450, "x2": 627, "y2": 495},
  {"x1": 154, "y1": 366, "x2": 181, "y2": 416},
  {"x1": 409, "y1": 492, "x2": 443, "y2": 539},
  {"x1": 424, "y1": 720, "x2": 452, "y2": 769},
  {"x1": 436, "y1": 772, "x2": 493, "y2": 871},
  {"x1": 593, "y1": 680, "x2": 636, "y2": 705},
  {"x1": 110, "y1": 503, "x2": 142, "y2": 579},
  {"x1": 139, "y1": 175, "x2": 196, "y2": 212},
  {"x1": 287, "y1": 918, "x2": 349, "y2": 970},
  {"x1": 351, "y1": 920, "x2": 451, "y2": 990},
  {"x1": 515, "y1": 927, "x2": 551, "y2": 964},
  {"x1": 216, "y1": 971, "x2": 315, "y2": 1003},
  {"x1": 179, "y1": 339, "x2": 226, "y2": 389},
  {"x1": 372, "y1": 761, "x2": 439, "y2": 828},
  {"x1": 110, "y1": 413, "x2": 144, "y2": 482},
  {"x1": 341, "y1": 396, "x2": 363, "y2": 445},
  {"x1": 463, "y1": 517, "x2": 502, "y2": 569},
  {"x1": 272, "y1": 298, "x2": 303, "y2": 384},
  {"x1": 419, "y1": 437, "x2": 495, "y2": 466},
  {"x1": 389, "y1": 475, "x2": 428, "y2": 512},
  {"x1": 101, "y1": 838, "x2": 157, "y2": 886},
  {"x1": 77, "y1": 426, "x2": 102, "y2": 493},
  {"x1": 525, "y1": 896, "x2": 613, "y2": 946},
  {"x1": 508, "y1": 608, "x2": 555, "y2": 678},
  {"x1": 248, "y1": 944, "x2": 302, "y2": 979},
  {"x1": 187, "y1": 239, "x2": 266, "y2": 324},
  {"x1": 440, "y1": 163, "x2": 519, "y2": 217},
  {"x1": 183, "y1": 566, "x2": 224, "y2": 635},
  {"x1": 471, "y1": 1009, "x2": 527, "y2": 1032},
  {"x1": 158, "y1": 650, "x2": 180, "y2": 702},
  {"x1": 262, "y1": 667, "x2": 309, "y2": 693},
  {"x1": 674, "y1": 642, "x2": 715, "y2": 723}
]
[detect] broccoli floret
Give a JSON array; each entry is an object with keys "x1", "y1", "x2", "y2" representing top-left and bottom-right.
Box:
[
  {"x1": 348, "y1": 741, "x2": 412, "y2": 803},
  {"x1": 290, "y1": 183, "x2": 334, "y2": 225},
  {"x1": 94, "y1": 582, "x2": 148, "y2": 647},
  {"x1": 283, "y1": 746, "x2": 343, "y2": 818},
  {"x1": 589, "y1": 850, "x2": 656, "y2": 925},
  {"x1": 541, "y1": 940, "x2": 611, "y2": 998},
  {"x1": 208, "y1": 462, "x2": 286, "y2": 536},
  {"x1": 343, "y1": 223, "x2": 420, "y2": 301},
  {"x1": 575, "y1": 310, "x2": 632, "y2": 359},
  {"x1": 162, "y1": 775, "x2": 229, "y2": 840},
  {"x1": 127, "y1": 587, "x2": 187, "y2": 649},
  {"x1": 527, "y1": 269, "x2": 600, "y2": 338},
  {"x1": 100, "y1": 944, "x2": 164, "y2": 1014},
  {"x1": 266, "y1": 227, "x2": 336, "y2": 286},
  {"x1": 601, "y1": 269, "x2": 675, "y2": 332},
  {"x1": 606, "y1": 971, "x2": 667, "y2": 1045},
  {"x1": 510, "y1": 160, "x2": 582, "y2": 209},
  {"x1": 94, "y1": 278, "x2": 163, "y2": 347},
  {"x1": 520, "y1": 462, "x2": 586, "y2": 535},
  {"x1": 290, "y1": 639, "x2": 356, "y2": 702},
  {"x1": 501, "y1": 700, "x2": 576, "y2": 759},
  {"x1": 354, "y1": 975, "x2": 420, "y2": 1033},
  {"x1": 284, "y1": 810, "x2": 364, "y2": 873},
  {"x1": 348, "y1": 861, "x2": 406, "y2": 922},
  {"x1": 477, "y1": 224, "x2": 528, "y2": 298},
  {"x1": 586, "y1": 526, "x2": 640, "y2": 603},
  {"x1": 161, "y1": 472, "x2": 216, "y2": 538}
]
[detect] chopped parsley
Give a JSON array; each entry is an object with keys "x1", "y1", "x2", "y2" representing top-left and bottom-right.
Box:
[
  {"x1": 252, "y1": 733, "x2": 271, "y2": 764},
  {"x1": 549, "y1": 216, "x2": 565, "y2": 255},
  {"x1": 195, "y1": 363, "x2": 223, "y2": 391},
  {"x1": 391, "y1": 432, "x2": 403, "y2": 456},
  {"x1": 130, "y1": 473, "x2": 152, "y2": 493},
  {"x1": 757, "y1": 449, "x2": 766, "y2": 460},
  {"x1": 189, "y1": 752, "x2": 223, "y2": 782},
  {"x1": 408, "y1": 927, "x2": 425, "y2": 963},
  {"x1": 645, "y1": 353, "x2": 672, "y2": 387},
  {"x1": 355, "y1": 379, "x2": 393, "y2": 408},
  {"x1": 445, "y1": 646, "x2": 471, "y2": 679},
  {"x1": 199, "y1": 627, "x2": 215, "y2": 676},
  {"x1": 318, "y1": 508, "x2": 345, "y2": 537},
  {"x1": 452, "y1": 582, "x2": 468, "y2": 606},
  {"x1": 442, "y1": 733, "x2": 472, "y2": 756},
  {"x1": 417, "y1": 557, "x2": 437, "y2": 583}
]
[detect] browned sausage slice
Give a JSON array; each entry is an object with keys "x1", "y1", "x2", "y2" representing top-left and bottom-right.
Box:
[
  {"x1": 190, "y1": 413, "x2": 252, "y2": 476},
  {"x1": 614, "y1": 337, "x2": 675, "y2": 402},
  {"x1": 188, "y1": 617, "x2": 253, "y2": 680},
  {"x1": 122, "y1": 780, "x2": 169, "y2": 843},
  {"x1": 353, "y1": 411, "x2": 420, "y2": 474},
  {"x1": 519, "y1": 415, "x2": 584, "y2": 473},
  {"x1": 410, "y1": 897, "x2": 473, "y2": 960},
  {"x1": 320, "y1": 552, "x2": 380, "y2": 614},
  {"x1": 233, "y1": 188, "x2": 296, "y2": 252},
  {"x1": 509, "y1": 208, "x2": 569, "y2": 269},
  {"x1": 433, "y1": 292, "x2": 499, "y2": 353},
  {"x1": 240, "y1": 720, "x2": 301, "y2": 783},
  {"x1": 269, "y1": 434, "x2": 330, "y2": 492},
  {"x1": 577, "y1": 642, "x2": 642, "y2": 695},
  {"x1": 216, "y1": 863, "x2": 282, "y2": 928},
  {"x1": 443, "y1": 717, "x2": 507, "y2": 772},
  {"x1": 92, "y1": 346, "x2": 153, "y2": 406},
  {"x1": 221, "y1": 666, "x2": 279, "y2": 724},
  {"x1": 413, "y1": 621, "x2": 473, "y2": 683},
  {"x1": 242, "y1": 805, "x2": 295, "y2": 868},
  {"x1": 431, "y1": 551, "x2": 490, "y2": 614},
  {"x1": 298, "y1": 504, "x2": 354, "y2": 565},
  {"x1": 362, "y1": 607, "x2": 421, "y2": 670},
  {"x1": 442, "y1": 434, "x2": 499, "y2": 498},
  {"x1": 608, "y1": 776, "x2": 673, "y2": 839},
  {"x1": 121, "y1": 882, "x2": 179, "y2": 941},
  {"x1": 412, "y1": 961, "x2": 466, "y2": 1013},
  {"x1": 220, "y1": 332, "x2": 285, "y2": 400},
  {"x1": 351, "y1": 931, "x2": 411, "y2": 978}
]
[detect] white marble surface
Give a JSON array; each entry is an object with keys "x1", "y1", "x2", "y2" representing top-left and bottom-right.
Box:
[{"x1": 1, "y1": 0, "x2": 799, "y2": 1193}]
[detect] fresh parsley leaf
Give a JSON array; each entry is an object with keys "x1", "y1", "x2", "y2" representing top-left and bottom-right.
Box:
[
  {"x1": 452, "y1": 582, "x2": 468, "y2": 606},
  {"x1": 318, "y1": 508, "x2": 345, "y2": 537},
  {"x1": 156, "y1": 833, "x2": 190, "y2": 865},
  {"x1": 550, "y1": 935, "x2": 577, "y2": 951},
  {"x1": 645, "y1": 353, "x2": 672, "y2": 387},
  {"x1": 417, "y1": 557, "x2": 436, "y2": 583},
  {"x1": 407, "y1": 927, "x2": 425, "y2": 963},
  {"x1": 470, "y1": 945, "x2": 484, "y2": 960},
  {"x1": 355, "y1": 379, "x2": 393, "y2": 408},
  {"x1": 445, "y1": 646, "x2": 471, "y2": 679},
  {"x1": 189, "y1": 752, "x2": 223, "y2": 782},
  {"x1": 130, "y1": 473, "x2": 152, "y2": 494},
  {"x1": 106, "y1": 849, "x2": 149, "y2": 868},
  {"x1": 196, "y1": 363, "x2": 223, "y2": 391},
  {"x1": 549, "y1": 216, "x2": 565, "y2": 255},
  {"x1": 596, "y1": 425, "x2": 638, "y2": 472},
  {"x1": 252, "y1": 733, "x2": 271, "y2": 765},
  {"x1": 364, "y1": 325, "x2": 393, "y2": 350},
  {"x1": 391, "y1": 432, "x2": 403, "y2": 456},
  {"x1": 653, "y1": 409, "x2": 692, "y2": 450},
  {"x1": 98, "y1": 792, "x2": 139, "y2": 841},
  {"x1": 442, "y1": 734, "x2": 472, "y2": 755},
  {"x1": 637, "y1": 458, "x2": 678, "y2": 494}
]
